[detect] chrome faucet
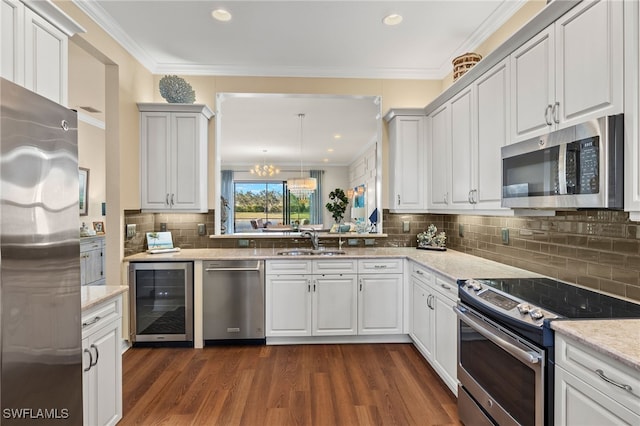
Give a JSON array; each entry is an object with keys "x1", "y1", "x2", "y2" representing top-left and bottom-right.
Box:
[{"x1": 301, "y1": 229, "x2": 319, "y2": 250}]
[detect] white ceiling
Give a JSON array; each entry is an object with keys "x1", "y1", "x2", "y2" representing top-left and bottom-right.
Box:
[
  {"x1": 74, "y1": 0, "x2": 526, "y2": 80},
  {"x1": 218, "y1": 94, "x2": 380, "y2": 167},
  {"x1": 72, "y1": 0, "x2": 527, "y2": 166}
]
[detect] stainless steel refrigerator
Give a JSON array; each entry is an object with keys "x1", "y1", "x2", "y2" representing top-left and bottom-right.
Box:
[{"x1": 1, "y1": 78, "x2": 82, "y2": 424}]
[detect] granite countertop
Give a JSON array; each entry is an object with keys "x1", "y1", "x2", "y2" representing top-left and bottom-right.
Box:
[
  {"x1": 124, "y1": 247, "x2": 542, "y2": 281},
  {"x1": 81, "y1": 285, "x2": 128, "y2": 311},
  {"x1": 552, "y1": 319, "x2": 640, "y2": 371}
]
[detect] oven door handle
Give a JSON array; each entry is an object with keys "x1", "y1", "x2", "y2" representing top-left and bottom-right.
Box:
[{"x1": 455, "y1": 306, "x2": 542, "y2": 365}]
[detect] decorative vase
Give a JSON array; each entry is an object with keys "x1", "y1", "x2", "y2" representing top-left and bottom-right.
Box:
[{"x1": 159, "y1": 75, "x2": 196, "y2": 104}]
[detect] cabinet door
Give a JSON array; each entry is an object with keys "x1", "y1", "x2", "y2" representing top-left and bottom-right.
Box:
[
  {"x1": 171, "y1": 113, "x2": 205, "y2": 210},
  {"x1": 140, "y1": 112, "x2": 171, "y2": 210},
  {"x1": 555, "y1": 367, "x2": 639, "y2": 426},
  {"x1": 411, "y1": 278, "x2": 433, "y2": 360},
  {"x1": 1, "y1": 0, "x2": 23, "y2": 84},
  {"x1": 84, "y1": 321, "x2": 122, "y2": 426},
  {"x1": 433, "y1": 291, "x2": 458, "y2": 394},
  {"x1": 450, "y1": 87, "x2": 474, "y2": 209},
  {"x1": 555, "y1": 0, "x2": 623, "y2": 126},
  {"x1": 475, "y1": 59, "x2": 510, "y2": 210},
  {"x1": 23, "y1": 8, "x2": 67, "y2": 105},
  {"x1": 266, "y1": 274, "x2": 311, "y2": 337},
  {"x1": 358, "y1": 274, "x2": 403, "y2": 335},
  {"x1": 389, "y1": 115, "x2": 425, "y2": 211},
  {"x1": 511, "y1": 26, "x2": 555, "y2": 142},
  {"x1": 427, "y1": 104, "x2": 450, "y2": 209},
  {"x1": 312, "y1": 275, "x2": 357, "y2": 336}
]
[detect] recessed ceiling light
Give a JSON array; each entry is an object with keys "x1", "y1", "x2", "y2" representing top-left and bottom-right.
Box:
[
  {"x1": 383, "y1": 14, "x2": 403, "y2": 26},
  {"x1": 323, "y1": 158, "x2": 329, "y2": 163},
  {"x1": 212, "y1": 8, "x2": 232, "y2": 22},
  {"x1": 327, "y1": 148, "x2": 334, "y2": 152},
  {"x1": 333, "y1": 134, "x2": 341, "y2": 140}
]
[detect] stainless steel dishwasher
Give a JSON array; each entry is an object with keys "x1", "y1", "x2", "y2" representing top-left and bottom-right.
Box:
[{"x1": 203, "y1": 260, "x2": 265, "y2": 344}]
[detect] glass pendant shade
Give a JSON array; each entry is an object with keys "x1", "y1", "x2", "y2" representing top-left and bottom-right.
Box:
[
  {"x1": 287, "y1": 113, "x2": 316, "y2": 200},
  {"x1": 288, "y1": 177, "x2": 317, "y2": 200}
]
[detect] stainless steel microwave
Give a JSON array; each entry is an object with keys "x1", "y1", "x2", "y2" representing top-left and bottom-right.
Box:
[{"x1": 501, "y1": 114, "x2": 623, "y2": 210}]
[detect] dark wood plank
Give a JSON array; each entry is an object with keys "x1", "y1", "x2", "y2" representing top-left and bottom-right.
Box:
[{"x1": 119, "y1": 343, "x2": 461, "y2": 426}]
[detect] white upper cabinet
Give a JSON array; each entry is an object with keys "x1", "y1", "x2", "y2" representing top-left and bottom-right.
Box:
[
  {"x1": 511, "y1": 0, "x2": 623, "y2": 143},
  {"x1": 138, "y1": 103, "x2": 213, "y2": 212},
  {"x1": 510, "y1": 26, "x2": 555, "y2": 142},
  {"x1": 1, "y1": 0, "x2": 84, "y2": 105},
  {"x1": 387, "y1": 112, "x2": 427, "y2": 212},
  {"x1": 625, "y1": 0, "x2": 640, "y2": 219},
  {"x1": 449, "y1": 87, "x2": 475, "y2": 210},
  {"x1": 474, "y1": 58, "x2": 510, "y2": 211},
  {"x1": 427, "y1": 104, "x2": 450, "y2": 210}
]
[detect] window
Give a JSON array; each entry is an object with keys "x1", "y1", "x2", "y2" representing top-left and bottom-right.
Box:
[{"x1": 233, "y1": 181, "x2": 311, "y2": 231}]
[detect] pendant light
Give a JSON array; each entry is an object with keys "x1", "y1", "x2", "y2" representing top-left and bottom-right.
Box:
[
  {"x1": 249, "y1": 149, "x2": 280, "y2": 177},
  {"x1": 287, "y1": 113, "x2": 317, "y2": 200}
]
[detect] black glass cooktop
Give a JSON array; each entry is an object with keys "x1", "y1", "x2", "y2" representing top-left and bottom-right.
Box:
[{"x1": 473, "y1": 278, "x2": 640, "y2": 319}]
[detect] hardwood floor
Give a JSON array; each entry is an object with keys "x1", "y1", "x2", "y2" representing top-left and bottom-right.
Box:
[{"x1": 120, "y1": 343, "x2": 460, "y2": 426}]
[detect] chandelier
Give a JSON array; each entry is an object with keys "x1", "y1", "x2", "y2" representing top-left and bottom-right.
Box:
[
  {"x1": 250, "y1": 150, "x2": 279, "y2": 177},
  {"x1": 287, "y1": 113, "x2": 317, "y2": 200}
]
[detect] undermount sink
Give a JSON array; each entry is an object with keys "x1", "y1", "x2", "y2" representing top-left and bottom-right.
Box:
[{"x1": 277, "y1": 249, "x2": 346, "y2": 256}]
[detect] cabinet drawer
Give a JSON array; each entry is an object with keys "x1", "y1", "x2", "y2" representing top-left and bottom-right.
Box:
[
  {"x1": 434, "y1": 276, "x2": 457, "y2": 302},
  {"x1": 357, "y1": 258, "x2": 403, "y2": 274},
  {"x1": 313, "y1": 259, "x2": 357, "y2": 275},
  {"x1": 556, "y1": 335, "x2": 640, "y2": 415},
  {"x1": 81, "y1": 296, "x2": 121, "y2": 338},
  {"x1": 411, "y1": 262, "x2": 433, "y2": 284},
  {"x1": 266, "y1": 260, "x2": 313, "y2": 274}
]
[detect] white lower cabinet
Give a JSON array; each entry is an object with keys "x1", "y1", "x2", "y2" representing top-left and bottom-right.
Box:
[
  {"x1": 266, "y1": 259, "x2": 357, "y2": 337},
  {"x1": 409, "y1": 262, "x2": 458, "y2": 395},
  {"x1": 313, "y1": 274, "x2": 358, "y2": 336},
  {"x1": 555, "y1": 334, "x2": 640, "y2": 426},
  {"x1": 82, "y1": 294, "x2": 123, "y2": 426},
  {"x1": 266, "y1": 258, "x2": 403, "y2": 338}
]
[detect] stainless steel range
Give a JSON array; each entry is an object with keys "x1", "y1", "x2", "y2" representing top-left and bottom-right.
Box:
[{"x1": 456, "y1": 277, "x2": 640, "y2": 426}]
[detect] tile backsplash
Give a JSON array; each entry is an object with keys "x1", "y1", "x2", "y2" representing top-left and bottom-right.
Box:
[
  {"x1": 124, "y1": 209, "x2": 640, "y2": 302},
  {"x1": 385, "y1": 210, "x2": 640, "y2": 302}
]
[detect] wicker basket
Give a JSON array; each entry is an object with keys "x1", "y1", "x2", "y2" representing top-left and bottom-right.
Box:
[{"x1": 452, "y1": 52, "x2": 482, "y2": 81}]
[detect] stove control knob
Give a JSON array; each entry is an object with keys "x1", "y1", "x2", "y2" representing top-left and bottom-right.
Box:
[
  {"x1": 517, "y1": 303, "x2": 531, "y2": 315},
  {"x1": 467, "y1": 280, "x2": 482, "y2": 291},
  {"x1": 529, "y1": 308, "x2": 544, "y2": 320}
]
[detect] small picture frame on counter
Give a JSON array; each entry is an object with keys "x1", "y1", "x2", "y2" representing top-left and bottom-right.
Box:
[{"x1": 93, "y1": 221, "x2": 105, "y2": 234}]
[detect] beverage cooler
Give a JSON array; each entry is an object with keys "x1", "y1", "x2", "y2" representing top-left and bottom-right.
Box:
[{"x1": 129, "y1": 262, "x2": 193, "y2": 345}]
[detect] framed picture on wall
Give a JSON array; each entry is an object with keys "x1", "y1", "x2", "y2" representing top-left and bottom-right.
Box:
[
  {"x1": 79, "y1": 167, "x2": 89, "y2": 216},
  {"x1": 93, "y1": 221, "x2": 105, "y2": 234}
]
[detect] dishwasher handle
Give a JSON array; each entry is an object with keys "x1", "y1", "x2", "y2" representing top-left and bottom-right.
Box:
[{"x1": 205, "y1": 262, "x2": 262, "y2": 272}]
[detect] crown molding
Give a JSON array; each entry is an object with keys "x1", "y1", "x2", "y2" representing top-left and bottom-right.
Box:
[
  {"x1": 71, "y1": 0, "x2": 156, "y2": 72},
  {"x1": 77, "y1": 111, "x2": 106, "y2": 130}
]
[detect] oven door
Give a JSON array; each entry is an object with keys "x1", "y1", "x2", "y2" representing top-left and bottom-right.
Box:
[{"x1": 455, "y1": 304, "x2": 545, "y2": 426}]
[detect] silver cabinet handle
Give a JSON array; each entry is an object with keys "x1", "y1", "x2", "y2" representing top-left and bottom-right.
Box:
[
  {"x1": 90, "y1": 344, "x2": 99, "y2": 367},
  {"x1": 441, "y1": 283, "x2": 452, "y2": 291},
  {"x1": 359, "y1": 278, "x2": 363, "y2": 292},
  {"x1": 473, "y1": 189, "x2": 478, "y2": 204},
  {"x1": 307, "y1": 279, "x2": 311, "y2": 292},
  {"x1": 82, "y1": 316, "x2": 101, "y2": 328},
  {"x1": 468, "y1": 190, "x2": 473, "y2": 204},
  {"x1": 166, "y1": 193, "x2": 170, "y2": 206},
  {"x1": 373, "y1": 265, "x2": 387, "y2": 269},
  {"x1": 552, "y1": 101, "x2": 560, "y2": 124},
  {"x1": 397, "y1": 194, "x2": 400, "y2": 206},
  {"x1": 444, "y1": 192, "x2": 448, "y2": 204},
  {"x1": 171, "y1": 194, "x2": 175, "y2": 206},
  {"x1": 416, "y1": 269, "x2": 424, "y2": 275},
  {"x1": 83, "y1": 348, "x2": 93, "y2": 372},
  {"x1": 595, "y1": 369, "x2": 633, "y2": 392},
  {"x1": 545, "y1": 104, "x2": 553, "y2": 126}
]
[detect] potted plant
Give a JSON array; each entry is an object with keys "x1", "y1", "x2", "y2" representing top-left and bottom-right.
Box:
[{"x1": 326, "y1": 188, "x2": 349, "y2": 227}]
